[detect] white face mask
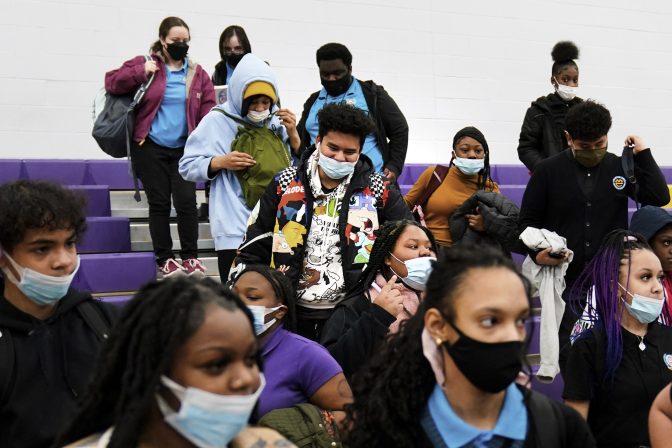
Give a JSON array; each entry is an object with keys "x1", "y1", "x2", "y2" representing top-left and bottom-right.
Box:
[
  {"x1": 452, "y1": 156, "x2": 484, "y2": 176},
  {"x1": 157, "y1": 374, "x2": 265, "y2": 448},
  {"x1": 389, "y1": 253, "x2": 436, "y2": 291},
  {"x1": 247, "y1": 305, "x2": 284, "y2": 335},
  {"x1": 554, "y1": 78, "x2": 578, "y2": 101},
  {"x1": 247, "y1": 109, "x2": 270, "y2": 123}
]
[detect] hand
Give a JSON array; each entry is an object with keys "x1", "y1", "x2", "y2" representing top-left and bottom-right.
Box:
[
  {"x1": 231, "y1": 427, "x2": 295, "y2": 448},
  {"x1": 383, "y1": 168, "x2": 397, "y2": 183},
  {"x1": 144, "y1": 60, "x2": 158, "y2": 76},
  {"x1": 534, "y1": 248, "x2": 569, "y2": 266},
  {"x1": 624, "y1": 135, "x2": 647, "y2": 154},
  {"x1": 211, "y1": 151, "x2": 256, "y2": 172},
  {"x1": 465, "y1": 208, "x2": 485, "y2": 232},
  {"x1": 276, "y1": 108, "x2": 297, "y2": 132},
  {"x1": 373, "y1": 275, "x2": 404, "y2": 317}
]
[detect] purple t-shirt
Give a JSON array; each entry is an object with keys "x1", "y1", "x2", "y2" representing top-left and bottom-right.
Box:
[{"x1": 255, "y1": 326, "x2": 343, "y2": 420}]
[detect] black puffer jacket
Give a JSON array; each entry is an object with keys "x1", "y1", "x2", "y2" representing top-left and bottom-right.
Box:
[
  {"x1": 517, "y1": 93, "x2": 583, "y2": 171},
  {"x1": 450, "y1": 191, "x2": 522, "y2": 254}
]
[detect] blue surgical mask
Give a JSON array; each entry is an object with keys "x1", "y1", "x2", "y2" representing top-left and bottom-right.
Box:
[
  {"x1": 1, "y1": 252, "x2": 79, "y2": 306},
  {"x1": 619, "y1": 283, "x2": 665, "y2": 324},
  {"x1": 389, "y1": 253, "x2": 436, "y2": 291},
  {"x1": 317, "y1": 143, "x2": 357, "y2": 180},
  {"x1": 247, "y1": 305, "x2": 284, "y2": 335},
  {"x1": 157, "y1": 374, "x2": 265, "y2": 448},
  {"x1": 453, "y1": 156, "x2": 484, "y2": 176}
]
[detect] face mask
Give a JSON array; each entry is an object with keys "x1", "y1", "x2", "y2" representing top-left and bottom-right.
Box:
[
  {"x1": 619, "y1": 283, "x2": 665, "y2": 324},
  {"x1": 247, "y1": 305, "x2": 284, "y2": 335},
  {"x1": 554, "y1": 78, "x2": 578, "y2": 101},
  {"x1": 453, "y1": 156, "x2": 484, "y2": 176},
  {"x1": 1, "y1": 252, "x2": 80, "y2": 306},
  {"x1": 443, "y1": 321, "x2": 524, "y2": 393},
  {"x1": 572, "y1": 146, "x2": 607, "y2": 168},
  {"x1": 166, "y1": 42, "x2": 189, "y2": 61},
  {"x1": 247, "y1": 109, "x2": 271, "y2": 123},
  {"x1": 321, "y1": 74, "x2": 352, "y2": 97},
  {"x1": 226, "y1": 53, "x2": 245, "y2": 67},
  {"x1": 317, "y1": 143, "x2": 357, "y2": 180},
  {"x1": 157, "y1": 374, "x2": 265, "y2": 448},
  {"x1": 389, "y1": 253, "x2": 436, "y2": 291}
]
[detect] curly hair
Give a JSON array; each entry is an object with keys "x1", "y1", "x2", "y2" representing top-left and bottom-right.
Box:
[
  {"x1": 231, "y1": 264, "x2": 298, "y2": 332},
  {"x1": 317, "y1": 103, "x2": 376, "y2": 148},
  {"x1": 0, "y1": 180, "x2": 87, "y2": 253},
  {"x1": 346, "y1": 245, "x2": 532, "y2": 447},
  {"x1": 346, "y1": 220, "x2": 438, "y2": 299},
  {"x1": 316, "y1": 42, "x2": 353, "y2": 66},
  {"x1": 551, "y1": 41, "x2": 579, "y2": 76},
  {"x1": 565, "y1": 99, "x2": 612, "y2": 141},
  {"x1": 57, "y1": 276, "x2": 257, "y2": 447}
]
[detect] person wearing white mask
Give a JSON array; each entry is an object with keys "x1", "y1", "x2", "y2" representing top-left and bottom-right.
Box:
[
  {"x1": 180, "y1": 53, "x2": 300, "y2": 283},
  {"x1": 517, "y1": 41, "x2": 584, "y2": 172},
  {"x1": 59, "y1": 276, "x2": 294, "y2": 448},
  {"x1": 234, "y1": 103, "x2": 413, "y2": 342},
  {"x1": 322, "y1": 220, "x2": 438, "y2": 379},
  {"x1": 231, "y1": 265, "x2": 351, "y2": 421},
  {"x1": 405, "y1": 126, "x2": 499, "y2": 252},
  {"x1": 0, "y1": 181, "x2": 119, "y2": 448},
  {"x1": 563, "y1": 230, "x2": 672, "y2": 448}
]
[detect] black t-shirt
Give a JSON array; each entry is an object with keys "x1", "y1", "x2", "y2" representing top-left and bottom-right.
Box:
[{"x1": 563, "y1": 323, "x2": 672, "y2": 447}]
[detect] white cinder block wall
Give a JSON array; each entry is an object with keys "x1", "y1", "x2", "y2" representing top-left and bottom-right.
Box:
[{"x1": 1, "y1": 0, "x2": 672, "y2": 166}]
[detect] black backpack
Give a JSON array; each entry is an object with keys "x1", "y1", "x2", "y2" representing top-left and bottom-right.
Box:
[{"x1": 0, "y1": 300, "x2": 110, "y2": 404}]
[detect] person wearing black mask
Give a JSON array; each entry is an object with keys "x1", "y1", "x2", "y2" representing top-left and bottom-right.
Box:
[
  {"x1": 212, "y1": 25, "x2": 252, "y2": 86},
  {"x1": 519, "y1": 99, "x2": 669, "y2": 375},
  {"x1": 345, "y1": 245, "x2": 594, "y2": 447},
  {"x1": 296, "y1": 43, "x2": 408, "y2": 182}
]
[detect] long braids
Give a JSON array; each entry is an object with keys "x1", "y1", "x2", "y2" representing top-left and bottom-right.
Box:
[{"x1": 57, "y1": 277, "x2": 255, "y2": 447}]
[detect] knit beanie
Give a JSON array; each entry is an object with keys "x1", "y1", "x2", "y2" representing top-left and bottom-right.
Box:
[
  {"x1": 452, "y1": 126, "x2": 489, "y2": 152},
  {"x1": 241, "y1": 81, "x2": 276, "y2": 116}
]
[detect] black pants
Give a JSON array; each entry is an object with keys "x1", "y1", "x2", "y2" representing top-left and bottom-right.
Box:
[
  {"x1": 558, "y1": 282, "x2": 586, "y2": 376},
  {"x1": 296, "y1": 317, "x2": 328, "y2": 342},
  {"x1": 217, "y1": 249, "x2": 237, "y2": 284},
  {"x1": 132, "y1": 139, "x2": 199, "y2": 264}
]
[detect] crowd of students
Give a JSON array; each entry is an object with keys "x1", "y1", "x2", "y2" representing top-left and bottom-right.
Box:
[{"x1": 1, "y1": 13, "x2": 672, "y2": 448}]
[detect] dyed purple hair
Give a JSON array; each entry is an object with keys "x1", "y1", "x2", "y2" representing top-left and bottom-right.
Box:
[{"x1": 571, "y1": 229, "x2": 652, "y2": 384}]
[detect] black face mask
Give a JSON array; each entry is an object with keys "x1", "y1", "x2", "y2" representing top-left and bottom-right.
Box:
[
  {"x1": 166, "y1": 42, "x2": 189, "y2": 61},
  {"x1": 226, "y1": 53, "x2": 245, "y2": 67},
  {"x1": 443, "y1": 322, "x2": 524, "y2": 393},
  {"x1": 321, "y1": 74, "x2": 352, "y2": 97}
]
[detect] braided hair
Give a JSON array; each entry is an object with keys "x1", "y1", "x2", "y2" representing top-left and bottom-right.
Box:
[
  {"x1": 231, "y1": 264, "x2": 298, "y2": 332},
  {"x1": 57, "y1": 276, "x2": 256, "y2": 447},
  {"x1": 347, "y1": 220, "x2": 438, "y2": 299}
]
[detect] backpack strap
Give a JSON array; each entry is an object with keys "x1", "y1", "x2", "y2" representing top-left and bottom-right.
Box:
[
  {"x1": 0, "y1": 328, "x2": 15, "y2": 405},
  {"x1": 525, "y1": 388, "x2": 564, "y2": 448},
  {"x1": 212, "y1": 107, "x2": 250, "y2": 127},
  {"x1": 621, "y1": 145, "x2": 639, "y2": 209},
  {"x1": 417, "y1": 165, "x2": 449, "y2": 208},
  {"x1": 77, "y1": 300, "x2": 111, "y2": 343}
]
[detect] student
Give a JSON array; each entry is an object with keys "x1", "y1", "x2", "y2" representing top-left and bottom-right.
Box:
[
  {"x1": 517, "y1": 41, "x2": 584, "y2": 171},
  {"x1": 212, "y1": 25, "x2": 251, "y2": 86},
  {"x1": 404, "y1": 127, "x2": 499, "y2": 250},
  {"x1": 180, "y1": 54, "x2": 300, "y2": 282},
  {"x1": 234, "y1": 103, "x2": 413, "y2": 341},
  {"x1": 0, "y1": 180, "x2": 118, "y2": 448},
  {"x1": 519, "y1": 100, "x2": 669, "y2": 371},
  {"x1": 346, "y1": 245, "x2": 594, "y2": 447},
  {"x1": 630, "y1": 205, "x2": 672, "y2": 323},
  {"x1": 321, "y1": 220, "x2": 437, "y2": 379},
  {"x1": 563, "y1": 230, "x2": 672, "y2": 448},
  {"x1": 296, "y1": 43, "x2": 408, "y2": 181},
  {"x1": 231, "y1": 265, "x2": 351, "y2": 420},
  {"x1": 58, "y1": 277, "x2": 293, "y2": 447},
  {"x1": 649, "y1": 384, "x2": 672, "y2": 448},
  {"x1": 105, "y1": 16, "x2": 216, "y2": 277}
]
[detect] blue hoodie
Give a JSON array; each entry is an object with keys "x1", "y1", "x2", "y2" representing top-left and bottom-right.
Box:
[{"x1": 179, "y1": 54, "x2": 289, "y2": 251}]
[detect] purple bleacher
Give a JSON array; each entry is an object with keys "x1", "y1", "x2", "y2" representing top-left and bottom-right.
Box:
[
  {"x1": 397, "y1": 163, "x2": 431, "y2": 187},
  {"x1": 67, "y1": 185, "x2": 111, "y2": 217},
  {"x1": 73, "y1": 252, "x2": 156, "y2": 293},
  {"x1": 490, "y1": 165, "x2": 531, "y2": 185},
  {"x1": 498, "y1": 185, "x2": 526, "y2": 207},
  {"x1": 23, "y1": 160, "x2": 88, "y2": 185},
  {"x1": 531, "y1": 370, "x2": 564, "y2": 401},
  {"x1": 526, "y1": 315, "x2": 542, "y2": 354},
  {"x1": 0, "y1": 160, "x2": 23, "y2": 183},
  {"x1": 78, "y1": 217, "x2": 131, "y2": 253},
  {"x1": 86, "y1": 160, "x2": 144, "y2": 190}
]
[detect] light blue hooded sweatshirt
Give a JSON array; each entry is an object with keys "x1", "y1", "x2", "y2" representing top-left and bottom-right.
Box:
[{"x1": 179, "y1": 54, "x2": 289, "y2": 251}]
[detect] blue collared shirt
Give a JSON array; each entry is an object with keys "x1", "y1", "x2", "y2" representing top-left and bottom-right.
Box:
[
  {"x1": 149, "y1": 58, "x2": 188, "y2": 148},
  {"x1": 305, "y1": 78, "x2": 384, "y2": 173},
  {"x1": 425, "y1": 382, "x2": 527, "y2": 448}
]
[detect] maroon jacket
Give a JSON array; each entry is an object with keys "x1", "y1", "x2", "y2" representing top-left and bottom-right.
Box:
[{"x1": 105, "y1": 53, "x2": 216, "y2": 143}]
